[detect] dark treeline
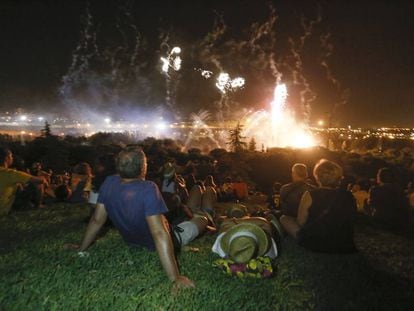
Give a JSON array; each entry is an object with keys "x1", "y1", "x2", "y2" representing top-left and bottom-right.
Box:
[{"x1": 2, "y1": 130, "x2": 414, "y2": 194}]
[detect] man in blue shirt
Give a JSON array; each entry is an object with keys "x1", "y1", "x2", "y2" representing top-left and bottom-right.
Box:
[{"x1": 78, "y1": 146, "x2": 207, "y2": 291}]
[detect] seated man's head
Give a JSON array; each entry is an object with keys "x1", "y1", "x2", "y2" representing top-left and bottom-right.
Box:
[
  {"x1": 313, "y1": 159, "x2": 343, "y2": 188},
  {"x1": 0, "y1": 146, "x2": 13, "y2": 167},
  {"x1": 116, "y1": 147, "x2": 147, "y2": 179},
  {"x1": 291, "y1": 163, "x2": 308, "y2": 182}
]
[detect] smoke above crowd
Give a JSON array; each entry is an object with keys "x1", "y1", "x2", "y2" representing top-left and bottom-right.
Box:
[{"x1": 59, "y1": 1, "x2": 346, "y2": 127}]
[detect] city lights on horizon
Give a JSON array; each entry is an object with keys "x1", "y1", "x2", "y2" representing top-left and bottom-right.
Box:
[{"x1": 1, "y1": 102, "x2": 413, "y2": 152}]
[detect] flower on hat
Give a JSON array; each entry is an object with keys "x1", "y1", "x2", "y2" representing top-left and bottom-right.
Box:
[{"x1": 213, "y1": 256, "x2": 273, "y2": 279}]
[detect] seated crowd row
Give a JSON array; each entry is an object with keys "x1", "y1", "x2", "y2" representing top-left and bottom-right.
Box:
[{"x1": 1, "y1": 145, "x2": 412, "y2": 289}]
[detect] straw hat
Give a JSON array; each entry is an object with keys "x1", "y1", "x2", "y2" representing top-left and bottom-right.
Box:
[{"x1": 220, "y1": 223, "x2": 269, "y2": 263}]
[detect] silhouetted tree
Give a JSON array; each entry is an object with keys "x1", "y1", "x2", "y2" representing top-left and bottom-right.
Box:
[
  {"x1": 227, "y1": 122, "x2": 247, "y2": 152},
  {"x1": 248, "y1": 137, "x2": 257, "y2": 151},
  {"x1": 41, "y1": 121, "x2": 53, "y2": 137}
]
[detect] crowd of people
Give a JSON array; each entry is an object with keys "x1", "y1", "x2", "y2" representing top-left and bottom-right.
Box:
[
  {"x1": 0, "y1": 145, "x2": 118, "y2": 216},
  {"x1": 1, "y1": 143, "x2": 413, "y2": 291}
]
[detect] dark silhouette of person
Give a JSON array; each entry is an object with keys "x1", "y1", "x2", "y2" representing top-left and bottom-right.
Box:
[
  {"x1": 368, "y1": 168, "x2": 409, "y2": 229},
  {"x1": 280, "y1": 159, "x2": 357, "y2": 253},
  {"x1": 279, "y1": 163, "x2": 315, "y2": 217}
]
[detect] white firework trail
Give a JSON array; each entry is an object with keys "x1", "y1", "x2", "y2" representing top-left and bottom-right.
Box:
[
  {"x1": 320, "y1": 32, "x2": 350, "y2": 119},
  {"x1": 320, "y1": 32, "x2": 341, "y2": 92},
  {"x1": 248, "y1": 4, "x2": 277, "y2": 52},
  {"x1": 287, "y1": 9, "x2": 322, "y2": 124},
  {"x1": 269, "y1": 53, "x2": 283, "y2": 84},
  {"x1": 299, "y1": 8, "x2": 322, "y2": 49},
  {"x1": 60, "y1": 3, "x2": 98, "y2": 100},
  {"x1": 271, "y1": 84, "x2": 288, "y2": 125},
  {"x1": 199, "y1": 13, "x2": 226, "y2": 72}
]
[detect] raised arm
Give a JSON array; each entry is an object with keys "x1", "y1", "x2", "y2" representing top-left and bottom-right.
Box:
[
  {"x1": 146, "y1": 214, "x2": 195, "y2": 289},
  {"x1": 79, "y1": 203, "x2": 108, "y2": 251}
]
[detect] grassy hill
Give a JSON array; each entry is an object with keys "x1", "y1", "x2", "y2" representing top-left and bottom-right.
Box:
[{"x1": 1, "y1": 204, "x2": 413, "y2": 310}]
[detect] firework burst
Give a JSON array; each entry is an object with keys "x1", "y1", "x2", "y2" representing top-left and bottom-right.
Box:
[
  {"x1": 215, "y1": 72, "x2": 245, "y2": 94},
  {"x1": 160, "y1": 46, "x2": 182, "y2": 74}
]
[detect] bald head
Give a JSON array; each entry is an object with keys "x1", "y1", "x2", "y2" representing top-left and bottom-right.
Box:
[{"x1": 291, "y1": 163, "x2": 308, "y2": 182}]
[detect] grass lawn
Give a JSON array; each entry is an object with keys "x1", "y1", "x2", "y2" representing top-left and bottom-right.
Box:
[{"x1": 1, "y1": 204, "x2": 413, "y2": 310}]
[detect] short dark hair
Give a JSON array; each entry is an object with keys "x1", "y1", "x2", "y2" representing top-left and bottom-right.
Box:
[
  {"x1": 116, "y1": 147, "x2": 146, "y2": 179},
  {"x1": 0, "y1": 146, "x2": 11, "y2": 163}
]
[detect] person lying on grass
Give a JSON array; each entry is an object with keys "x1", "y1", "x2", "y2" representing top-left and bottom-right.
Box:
[{"x1": 73, "y1": 146, "x2": 208, "y2": 292}]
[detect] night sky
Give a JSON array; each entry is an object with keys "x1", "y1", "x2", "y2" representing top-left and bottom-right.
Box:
[{"x1": 0, "y1": 0, "x2": 413, "y2": 127}]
